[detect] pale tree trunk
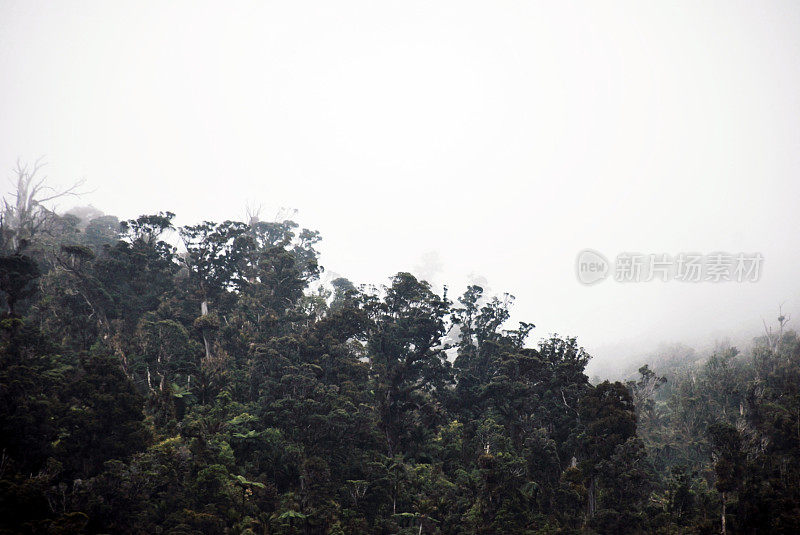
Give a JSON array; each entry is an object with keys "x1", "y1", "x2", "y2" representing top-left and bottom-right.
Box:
[
  {"x1": 113, "y1": 333, "x2": 130, "y2": 379},
  {"x1": 146, "y1": 365, "x2": 154, "y2": 392},
  {"x1": 157, "y1": 351, "x2": 164, "y2": 391},
  {"x1": 200, "y1": 299, "x2": 212, "y2": 360},
  {"x1": 721, "y1": 492, "x2": 726, "y2": 535}
]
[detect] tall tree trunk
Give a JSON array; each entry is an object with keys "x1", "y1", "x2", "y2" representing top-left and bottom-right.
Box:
[
  {"x1": 202, "y1": 331, "x2": 212, "y2": 361},
  {"x1": 721, "y1": 492, "x2": 726, "y2": 535},
  {"x1": 200, "y1": 299, "x2": 212, "y2": 360},
  {"x1": 587, "y1": 476, "x2": 597, "y2": 519}
]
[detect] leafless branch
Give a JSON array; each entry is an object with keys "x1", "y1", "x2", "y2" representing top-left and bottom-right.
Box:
[{"x1": 1, "y1": 158, "x2": 86, "y2": 252}]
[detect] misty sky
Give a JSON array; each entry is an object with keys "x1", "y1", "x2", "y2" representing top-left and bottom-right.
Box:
[{"x1": 2, "y1": 1, "x2": 799, "y2": 373}]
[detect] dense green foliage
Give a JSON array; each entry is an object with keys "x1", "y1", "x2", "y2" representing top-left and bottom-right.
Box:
[{"x1": 1, "y1": 209, "x2": 798, "y2": 534}]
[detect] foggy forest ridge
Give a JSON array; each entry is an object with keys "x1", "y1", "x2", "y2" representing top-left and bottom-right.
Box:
[
  {"x1": 2, "y1": 166, "x2": 799, "y2": 532},
  {"x1": 3, "y1": 2, "x2": 800, "y2": 533}
]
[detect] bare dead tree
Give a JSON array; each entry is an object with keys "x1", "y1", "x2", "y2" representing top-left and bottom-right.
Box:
[
  {"x1": 1, "y1": 158, "x2": 85, "y2": 253},
  {"x1": 762, "y1": 303, "x2": 791, "y2": 356},
  {"x1": 245, "y1": 202, "x2": 262, "y2": 226}
]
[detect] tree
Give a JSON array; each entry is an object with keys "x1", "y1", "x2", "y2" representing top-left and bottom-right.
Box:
[
  {"x1": 84, "y1": 215, "x2": 121, "y2": 249},
  {"x1": 135, "y1": 314, "x2": 199, "y2": 411},
  {"x1": 0, "y1": 253, "x2": 40, "y2": 316},
  {"x1": 364, "y1": 273, "x2": 452, "y2": 458},
  {"x1": 708, "y1": 422, "x2": 744, "y2": 535},
  {"x1": 180, "y1": 220, "x2": 250, "y2": 360},
  {"x1": 56, "y1": 354, "x2": 151, "y2": 479},
  {"x1": 1, "y1": 158, "x2": 84, "y2": 254},
  {"x1": 577, "y1": 381, "x2": 638, "y2": 523}
]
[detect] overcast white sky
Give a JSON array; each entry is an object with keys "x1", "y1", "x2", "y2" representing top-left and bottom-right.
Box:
[{"x1": 2, "y1": 1, "x2": 799, "y2": 373}]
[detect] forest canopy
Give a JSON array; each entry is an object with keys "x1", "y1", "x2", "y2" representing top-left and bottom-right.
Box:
[{"x1": 1, "y1": 200, "x2": 799, "y2": 535}]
